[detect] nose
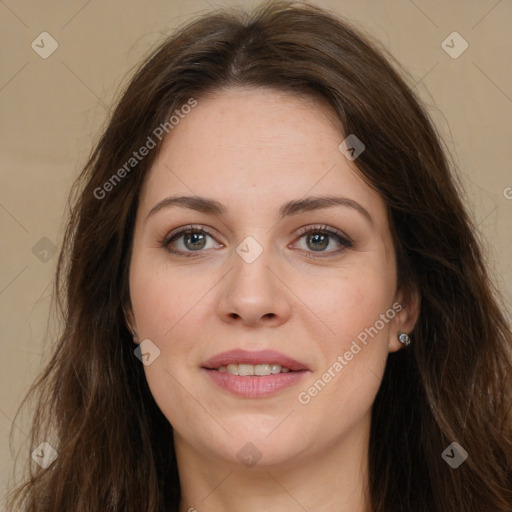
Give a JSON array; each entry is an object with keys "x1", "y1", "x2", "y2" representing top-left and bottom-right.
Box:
[{"x1": 215, "y1": 244, "x2": 292, "y2": 328}]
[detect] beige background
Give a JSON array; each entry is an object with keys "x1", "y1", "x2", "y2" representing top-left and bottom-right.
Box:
[{"x1": 1, "y1": 0, "x2": 511, "y2": 500}]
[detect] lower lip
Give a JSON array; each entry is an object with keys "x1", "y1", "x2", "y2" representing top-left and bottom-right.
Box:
[{"x1": 203, "y1": 368, "x2": 308, "y2": 398}]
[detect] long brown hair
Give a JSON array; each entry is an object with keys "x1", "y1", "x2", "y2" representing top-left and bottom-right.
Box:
[{"x1": 6, "y1": 2, "x2": 512, "y2": 510}]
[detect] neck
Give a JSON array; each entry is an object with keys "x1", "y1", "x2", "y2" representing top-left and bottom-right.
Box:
[{"x1": 176, "y1": 412, "x2": 372, "y2": 512}]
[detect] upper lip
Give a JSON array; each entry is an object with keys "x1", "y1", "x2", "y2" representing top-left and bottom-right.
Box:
[{"x1": 202, "y1": 349, "x2": 308, "y2": 371}]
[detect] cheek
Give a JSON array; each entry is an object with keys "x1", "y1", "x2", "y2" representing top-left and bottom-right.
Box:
[
  {"x1": 129, "y1": 253, "x2": 210, "y2": 341},
  {"x1": 293, "y1": 255, "x2": 395, "y2": 401},
  {"x1": 129, "y1": 255, "x2": 215, "y2": 405},
  {"x1": 129, "y1": 259, "x2": 206, "y2": 428},
  {"x1": 295, "y1": 304, "x2": 392, "y2": 446},
  {"x1": 297, "y1": 255, "x2": 396, "y2": 344}
]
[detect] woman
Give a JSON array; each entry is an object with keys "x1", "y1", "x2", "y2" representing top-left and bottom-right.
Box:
[{"x1": 7, "y1": 1, "x2": 512, "y2": 511}]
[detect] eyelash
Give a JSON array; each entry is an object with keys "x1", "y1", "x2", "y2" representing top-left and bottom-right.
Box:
[{"x1": 160, "y1": 224, "x2": 352, "y2": 259}]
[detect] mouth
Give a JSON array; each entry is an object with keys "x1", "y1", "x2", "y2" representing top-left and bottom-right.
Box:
[
  {"x1": 215, "y1": 363, "x2": 292, "y2": 375},
  {"x1": 201, "y1": 349, "x2": 309, "y2": 397}
]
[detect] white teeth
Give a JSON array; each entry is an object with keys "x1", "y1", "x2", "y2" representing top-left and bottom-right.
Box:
[
  {"x1": 270, "y1": 364, "x2": 281, "y2": 374},
  {"x1": 238, "y1": 364, "x2": 254, "y2": 376},
  {"x1": 216, "y1": 363, "x2": 291, "y2": 375},
  {"x1": 255, "y1": 364, "x2": 271, "y2": 376},
  {"x1": 227, "y1": 364, "x2": 238, "y2": 375}
]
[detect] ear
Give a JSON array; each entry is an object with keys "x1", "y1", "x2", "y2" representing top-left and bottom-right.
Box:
[
  {"x1": 123, "y1": 302, "x2": 140, "y2": 344},
  {"x1": 388, "y1": 286, "x2": 420, "y2": 353}
]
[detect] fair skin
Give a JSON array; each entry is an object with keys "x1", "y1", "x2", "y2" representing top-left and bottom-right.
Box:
[{"x1": 127, "y1": 87, "x2": 419, "y2": 512}]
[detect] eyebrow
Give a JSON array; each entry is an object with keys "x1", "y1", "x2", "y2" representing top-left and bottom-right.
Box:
[{"x1": 146, "y1": 195, "x2": 373, "y2": 226}]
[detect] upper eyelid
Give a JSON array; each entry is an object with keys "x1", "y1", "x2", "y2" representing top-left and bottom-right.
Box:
[
  {"x1": 166, "y1": 223, "x2": 346, "y2": 237},
  {"x1": 164, "y1": 224, "x2": 218, "y2": 243},
  {"x1": 295, "y1": 224, "x2": 350, "y2": 240},
  {"x1": 164, "y1": 224, "x2": 351, "y2": 247}
]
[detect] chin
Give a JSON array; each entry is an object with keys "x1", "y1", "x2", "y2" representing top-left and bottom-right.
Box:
[{"x1": 198, "y1": 421, "x2": 313, "y2": 468}]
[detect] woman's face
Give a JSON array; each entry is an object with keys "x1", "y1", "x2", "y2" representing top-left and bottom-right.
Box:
[{"x1": 128, "y1": 87, "x2": 415, "y2": 468}]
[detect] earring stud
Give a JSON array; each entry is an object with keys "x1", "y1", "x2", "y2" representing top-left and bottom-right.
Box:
[{"x1": 398, "y1": 332, "x2": 411, "y2": 346}]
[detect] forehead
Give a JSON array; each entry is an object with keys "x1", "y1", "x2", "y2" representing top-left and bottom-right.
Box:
[{"x1": 138, "y1": 87, "x2": 387, "y2": 226}]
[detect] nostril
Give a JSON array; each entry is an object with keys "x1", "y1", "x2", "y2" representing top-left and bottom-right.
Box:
[{"x1": 227, "y1": 312, "x2": 275, "y2": 320}]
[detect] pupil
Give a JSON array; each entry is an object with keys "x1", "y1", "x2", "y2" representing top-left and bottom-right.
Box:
[
  {"x1": 185, "y1": 232, "x2": 206, "y2": 250},
  {"x1": 308, "y1": 233, "x2": 328, "y2": 251}
]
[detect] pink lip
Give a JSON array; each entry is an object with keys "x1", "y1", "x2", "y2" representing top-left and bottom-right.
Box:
[
  {"x1": 202, "y1": 349, "x2": 308, "y2": 371},
  {"x1": 201, "y1": 349, "x2": 309, "y2": 398},
  {"x1": 203, "y1": 370, "x2": 307, "y2": 398}
]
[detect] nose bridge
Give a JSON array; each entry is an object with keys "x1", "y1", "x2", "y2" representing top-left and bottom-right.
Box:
[
  {"x1": 234, "y1": 236, "x2": 274, "y2": 286},
  {"x1": 216, "y1": 233, "x2": 292, "y2": 325}
]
